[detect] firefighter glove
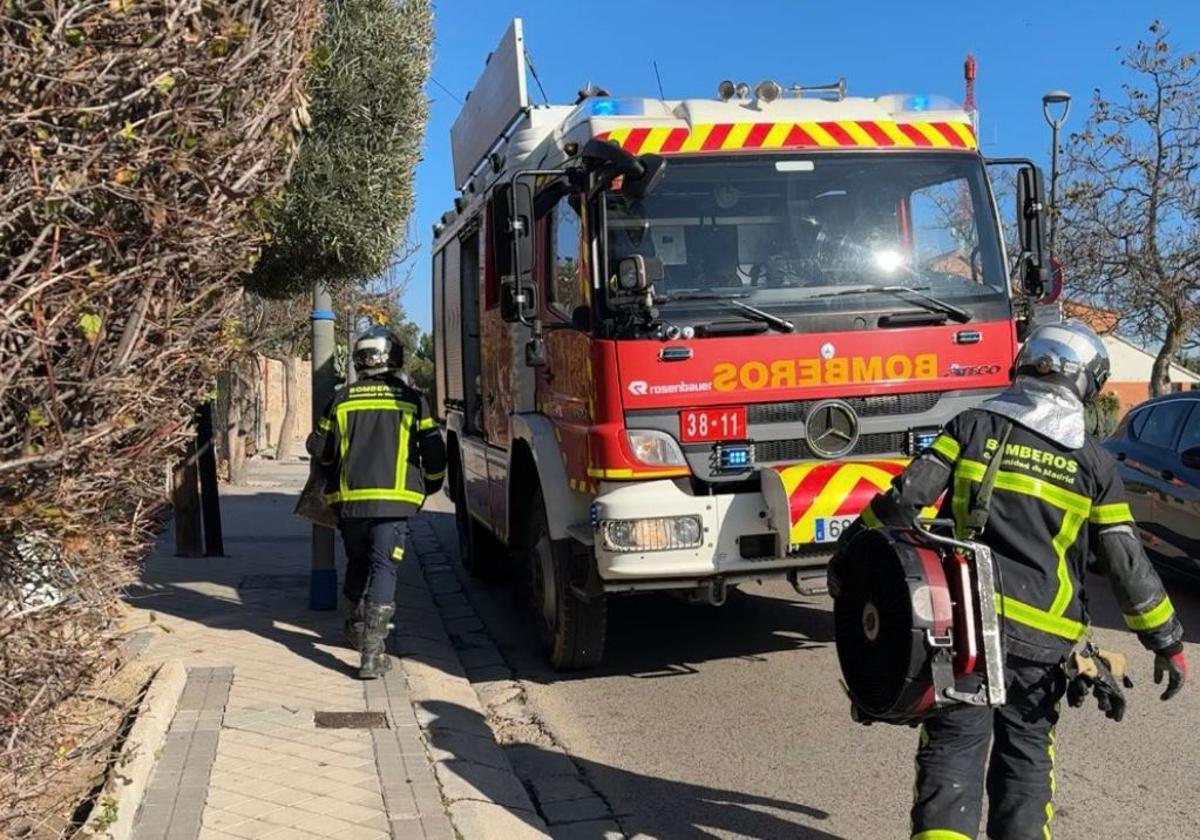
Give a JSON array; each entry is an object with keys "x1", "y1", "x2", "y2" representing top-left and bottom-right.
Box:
[
  {"x1": 1153, "y1": 646, "x2": 1187, "y2": 701},
  {"x1": 1066, "y1": 647, "x2": 1133, "y2": 722}
]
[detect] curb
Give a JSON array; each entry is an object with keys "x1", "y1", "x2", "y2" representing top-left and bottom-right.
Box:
[
  {"x1": 397, "y1": 514, "x2": 552, "y2": 839},
  {"x1": 79, "y1": 659, "x2": 187, "y2": 840}
]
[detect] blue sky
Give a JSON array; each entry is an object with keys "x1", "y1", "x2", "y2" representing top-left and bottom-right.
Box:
[{"x1": 403, "y1": 0, "x2": 1199, "y2": 331}]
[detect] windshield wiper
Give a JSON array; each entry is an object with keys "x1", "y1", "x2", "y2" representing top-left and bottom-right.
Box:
[
  {"x1": 806, "y1": 285, "x2": 972, "y2": 324},
  {"x1": 727, "y1": 298, "x2": 795, "y2": 333},
  {"x1": 653, "y1": 291, "x2": 795, "y2": 333},
  {"x1": 655, "y1": 291, "x2": 749, "y2": 302}
]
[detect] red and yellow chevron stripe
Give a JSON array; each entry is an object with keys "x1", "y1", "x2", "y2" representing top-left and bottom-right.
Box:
[
  {"x1": 761, "y1": 459, "x2": 942, "y2": 548},
  {"x1": 596, "y1": 120, "x2": 977, "y2": 155}
]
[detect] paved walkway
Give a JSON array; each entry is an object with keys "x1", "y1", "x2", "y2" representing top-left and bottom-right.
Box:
[{"x1": 122, "y1": 460, "x2": 456, "y2": 840}]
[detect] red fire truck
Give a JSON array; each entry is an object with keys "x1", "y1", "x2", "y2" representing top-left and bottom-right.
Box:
[{"x1": 432, "y1": 20, "x2": 1054, "y2": 668}]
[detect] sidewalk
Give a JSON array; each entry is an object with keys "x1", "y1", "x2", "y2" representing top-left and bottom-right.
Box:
[{"x1": 119, "y1": 459, "x2": 546, "y2": 840}]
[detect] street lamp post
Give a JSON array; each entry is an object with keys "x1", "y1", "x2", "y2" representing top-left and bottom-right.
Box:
[
  {"x1": 1041, "y1": 90, "x2": 1072, "y2": 256},
  {"x1": 309, "y1": 281, "x2": 338, "y2": 610}
]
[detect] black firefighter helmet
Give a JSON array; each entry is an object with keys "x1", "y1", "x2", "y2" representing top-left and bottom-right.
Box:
[{"x1": 352, "y1": 326, "x2": 404, "y2": 377}]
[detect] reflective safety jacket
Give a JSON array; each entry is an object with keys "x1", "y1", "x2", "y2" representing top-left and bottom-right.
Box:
[
  {"x1": 307, "y1": 375, "x2": 446, "y2": 520},
  {"x1": 858, "y1": 407, "x2": 1184, "y2": 663}
]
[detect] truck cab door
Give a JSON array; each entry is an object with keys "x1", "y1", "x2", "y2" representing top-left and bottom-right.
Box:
[{"x1": 536, "y1": 190, "x2": 594, "y2": 491}]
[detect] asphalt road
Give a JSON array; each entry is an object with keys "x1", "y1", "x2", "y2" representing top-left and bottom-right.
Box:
[{"x1": 432, "y1": 503, "x2": 1200, "y2": 839}]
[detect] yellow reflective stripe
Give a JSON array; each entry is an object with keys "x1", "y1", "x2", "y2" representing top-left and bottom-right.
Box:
[
  {"x1": 391, "y1": 546, "x2": 405, "y2": 561},
  {"x1": 951, "y1": 476, "x2": 972, "y2": 538},
  {"x1": 425, "y1": 470, "x2": 445, "y2": 481},
  {"x1": 1048, "y1": 512, "x2": 1086, "y2": 616},
  {"x1": 1045, "y1": 729, "x2": 1056, "y2": 839},
  {"x1": 417, "y1": 416, "x2": 437, "y2": 431},
  {"x1": 395, "y1": 407, "x2": 412, "y2": 494},
  {"x1": 1124, "y1": 596, "x2": 1175, "y2": 631},
  {"x1": 929, "y1": 434, "x2": 960, "y2": 462},
  {"x1": 317, "y1": 417, "x2": 332, "y2": 431},
  {"x1": 956, "y1": 459, "x2": 1091, "y2": 516},
  {"x1": 861, "y1": 502, "x2": 883, "y2": 530},
  {"x1": 912, "y1": 831, "x2": 973, "y2": 840},
  {"x1": 1089, "y1": 503, "x2": 1133, "y2": 525},
  {"x1": 326, "y1": 488, "x2": 425, "y2": 505},
  {"x1": 344, "y1": 398, "x2": 417, "y2": 413},
  {"x1": 997, "y1": 595, "x2": 1087, "y2": 641}
]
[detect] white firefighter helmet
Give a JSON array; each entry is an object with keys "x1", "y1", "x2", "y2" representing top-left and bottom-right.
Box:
[{"x1": 1015, "y1": 319, "x2": 1111, "y2": 404}]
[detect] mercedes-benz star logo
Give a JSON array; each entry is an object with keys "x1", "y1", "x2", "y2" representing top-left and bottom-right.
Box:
[{"x1": 805, "y1": 400, "x2": 860, "y2": 459}]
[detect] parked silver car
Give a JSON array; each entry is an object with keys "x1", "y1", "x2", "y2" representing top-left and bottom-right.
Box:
[{"x1": 1104, "y1": 392, "x2": 1200, "y2": 578}]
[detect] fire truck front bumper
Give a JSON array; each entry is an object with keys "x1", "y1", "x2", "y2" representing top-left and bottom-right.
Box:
[{"x1": 589, "y1": 475, "x2": 847, "y2": 591}]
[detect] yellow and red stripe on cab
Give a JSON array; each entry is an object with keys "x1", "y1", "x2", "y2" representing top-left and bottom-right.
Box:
[
  {"x1": 597, "y1": 120, "x2": 977, "y2": 156},
  {"x1": 761, "y1": 459, "x2": 939, "y2": 549}
]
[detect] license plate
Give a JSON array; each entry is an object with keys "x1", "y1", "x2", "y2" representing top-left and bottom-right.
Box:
[
  {"x1": 813, "y1": 516, "x2": 857, "y2": 544},
  {"x1": 679, "y1": 407, "x2": 747, "y2": 443}
]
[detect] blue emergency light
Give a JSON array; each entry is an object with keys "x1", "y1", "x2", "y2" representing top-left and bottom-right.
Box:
[
  {"x1": 715, "y1": 443, "x2": 755, "y2": 472},
  {"x1": 909, "y1": 427, "x2": 942, "y2": 455}
]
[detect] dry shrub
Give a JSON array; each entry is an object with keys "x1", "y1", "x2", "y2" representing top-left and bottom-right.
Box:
[{"x1": 0, "y1": 0, "x2": 320, "y2": 830}]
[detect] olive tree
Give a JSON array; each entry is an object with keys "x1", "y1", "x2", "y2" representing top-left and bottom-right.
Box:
[{"x1": 247, "y1": 0, "x2": 433, "y2": 297}]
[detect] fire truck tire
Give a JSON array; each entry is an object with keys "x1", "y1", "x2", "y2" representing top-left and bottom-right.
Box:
[
  {"x1": 454, "y1": 467, "x2": 500, "y2": 579},
  {"x1": 530, "y1": 490, "x2": 606, "y2": 670}
]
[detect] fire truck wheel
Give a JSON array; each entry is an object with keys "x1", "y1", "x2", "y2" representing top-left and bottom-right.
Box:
[
  {"x1": 454, "y1": 467, "x2": 499, "y2": 578},
  {"x1": 529, "y1": 491, "x2": 606, "y2": 670}
]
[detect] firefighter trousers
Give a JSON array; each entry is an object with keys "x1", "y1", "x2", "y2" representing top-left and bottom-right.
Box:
[
  {"x1": 340, "y1": 518, "x2": 409, "y2": 606},
  {"x1": 911, "y1": 656, "x2": 1066, "y2": 840}
]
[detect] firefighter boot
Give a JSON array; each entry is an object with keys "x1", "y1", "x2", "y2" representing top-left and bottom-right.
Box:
[
  {"x1": 359, "y1": 603, "x2": 395, "y2": 680},
  {"x1": 342, "y1": 595, "x2": 365, "y2": 650}
]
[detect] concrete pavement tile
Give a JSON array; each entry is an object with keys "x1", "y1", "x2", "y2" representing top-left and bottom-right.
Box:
[
  {"x1": 504, "y1": 744, "x2": 579, "y2": 779},
  {"x1": 418, "y1": 815, "x2": 456, "y2": 840},
  {"x1": 446, "y1": 801, "x2": 549, "y2": 839},
  {"x1": 291, "y1": 797, "x2": 385, "y2": 825},
  {"x1": 202, "y1": 809, "x2": 252, "y2": 831},
  {"x1": 220, "y1": 798, "x2": 287, "y2": 820},
  {"x1": 274, "y1": 812, "x2": 362, "y2": 838},
  {"x1": 219, "y1": 817, "x2": 287, "y2": 839},
  {"x1": 548, "y1": 819, "x2": 624, "y2": 840},
  {"x1": 432, "y1": 760, "x2": 536, "y2": 811},
  {"x1": 197, "y1": 829, "x2": 245, "y2": 840},
  {"x1": 540, "y1": 796, "x2": 612, "y2": 826},
  {"x1": 244, "y1": 830, "x2": 323, "y2": 840},
  {"x1": 423, "y1": 728, "x2": 511, "y2": 771},
  {"x1": 528, "y1": 776, "x2": 599, "y2": 806}
]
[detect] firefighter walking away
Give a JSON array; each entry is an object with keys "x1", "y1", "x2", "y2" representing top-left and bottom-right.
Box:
[
  {"x1": 307, "y1": 327, "x2": 446, "y2": 679},
  {"x1": 833, "y1": 320, "x2": 1187, "y2": 840}
]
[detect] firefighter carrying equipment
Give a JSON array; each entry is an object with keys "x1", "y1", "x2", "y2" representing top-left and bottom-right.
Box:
[
  {"x1": 833, "y1": 525, "x2": 1007, "y2": 724},
  {"x1": 1066, "y1": 643, "x2": 1133, "y2": 722},
  {"x1": 849, "y1": 405, "x2": 1184, "y2": 665},
  {"x1": 307, "y1": 374, "x2": 446, "y2": 520}
]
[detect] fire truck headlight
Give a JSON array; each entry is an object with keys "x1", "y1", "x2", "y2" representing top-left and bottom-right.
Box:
[
  {"x1": 717, "y1": 80, "x2": 737, "y2": 102},
  {"x1": 600, "y1": 515, "x2": 704, "y2": 552},
  {"x1": 625, "y1": 429, "x2": 687, "y2": 467}
]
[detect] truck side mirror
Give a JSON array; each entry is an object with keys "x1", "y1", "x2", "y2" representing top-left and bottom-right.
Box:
[{"x1": 1016, "y1": 165, "x2": 1050, "y2": 299}]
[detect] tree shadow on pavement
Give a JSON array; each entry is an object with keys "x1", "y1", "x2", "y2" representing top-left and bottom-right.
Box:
[
  {"x1": 123, "y1": 491, "x2": 363, "y2": 679},
  {"x1": 419, "y1": 699, "x2": 848, "y2": 840}
]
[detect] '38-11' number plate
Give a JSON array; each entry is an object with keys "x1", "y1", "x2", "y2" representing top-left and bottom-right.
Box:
[{"x1": 679, "y1": 407, "x2": 747, "y2": 443}]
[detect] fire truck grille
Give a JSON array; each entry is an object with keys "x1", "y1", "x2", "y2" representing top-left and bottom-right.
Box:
[
  {"x1": 746, "y1": 392, "x2": 941, "y2": 425},
  {"x1": 754, "y1": 431, "x2": 908, "y2": 463}
]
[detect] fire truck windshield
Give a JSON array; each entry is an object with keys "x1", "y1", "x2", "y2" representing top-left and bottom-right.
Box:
[{"x1": 603, "y1": 152, "x2": 1008, "y2": 331}]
